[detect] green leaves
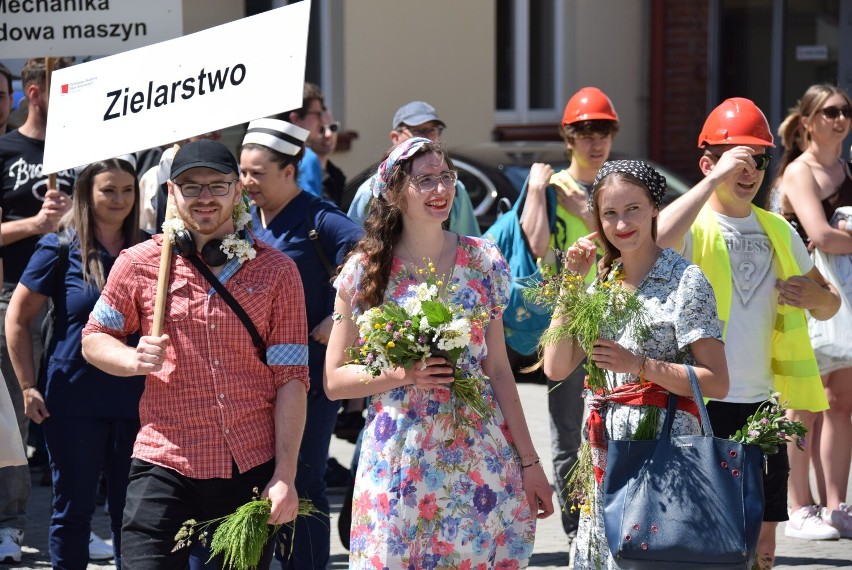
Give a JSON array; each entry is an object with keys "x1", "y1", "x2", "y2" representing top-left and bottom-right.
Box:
[{"x1": 421, "y1": 300, "x2": 452, "y2": 327}]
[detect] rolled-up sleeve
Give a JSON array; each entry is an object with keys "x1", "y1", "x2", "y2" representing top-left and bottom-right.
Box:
[{"x1": 267, "y1": 256, "x2": 309, "y2": 390}]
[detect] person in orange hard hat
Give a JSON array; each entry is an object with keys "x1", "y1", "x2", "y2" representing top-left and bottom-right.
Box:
[
  {"x1": 657, "y1": 97, "x2": 841, "y2": 568},
  {"x1": 522, "y1": 86, "x2": 620, "y2": 549}
]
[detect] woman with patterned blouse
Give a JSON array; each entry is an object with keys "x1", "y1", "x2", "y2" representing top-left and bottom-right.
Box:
[
  {"x1": 325, "y1": 137, "x2": 553, "y2": 569},
  {"x1": 542, "y1": 160, "x2": 729, "y2": 568}
]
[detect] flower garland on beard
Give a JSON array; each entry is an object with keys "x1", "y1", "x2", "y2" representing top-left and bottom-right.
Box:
[{"x1": 162, "y1": 188, "x2": 256, "y2": 264}]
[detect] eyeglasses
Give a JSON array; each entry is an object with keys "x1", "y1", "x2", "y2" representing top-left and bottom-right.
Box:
[
  {"x1": 173, "y1": 179, "x2": 238, "y2": 197},
  {"x1": 322, "y1": 121, "x2": 341, "y2": 135},
  {"x1": 410, "y1": 170, "x2": 458, "y2": 193},
  {"x1": 708, "y1": 152, "x2": 771, "y2": 171},
  {"x1": 821, "y1": 105, "x2": 852, "y2": 120},
  {"x1": 400, "y1": 125, "x2": 445, "y2": 139}
]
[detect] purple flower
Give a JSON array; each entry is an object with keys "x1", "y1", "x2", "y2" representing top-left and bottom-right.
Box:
[
  {"x1": 393, "y1": 331, "x2": 401, "y2": 339},
  {"x1": 358, "y1": 338, "x2": 366, "y2": 346},
  {"x1": 760, "y1": 418, "x2": 769, "y2": 425},
  {"x1": 404, "y1": 320, "x2": 412, "y2": 327},
  {"x1": 472, "y1": 484, "x2": 497, "y2": 516},
  {"x1": 366, "y1": 353, "x2": 376, "y2": 364},
  {"x1": 418, "y1": 334, "x2": 428, "y2": 344},
  {"x1": 373, "y1": 412, "x2": 397, "y2": 443},
  {"x1": 386, "y1": 322, "x2": 393, "y2": 332},
  {"x1": 748, "y1": 430, "x2": 759, "y2": 437}
]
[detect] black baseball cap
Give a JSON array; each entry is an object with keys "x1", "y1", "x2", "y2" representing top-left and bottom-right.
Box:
[{"x1": 170, "y1": 139, "x2": 239, "y2": 179}]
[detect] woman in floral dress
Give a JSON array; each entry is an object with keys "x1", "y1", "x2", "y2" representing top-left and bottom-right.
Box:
[
  {"x1": 325, "y1": 137, "x2": 553, "y2": 569},
  {"x1": 541, "y1": 161, "x2": 729, "y2": 568}
]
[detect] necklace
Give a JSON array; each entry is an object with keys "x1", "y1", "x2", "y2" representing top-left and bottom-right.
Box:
[{"x1": 401, "y1": 232, "x2": 448, "y2": 281}]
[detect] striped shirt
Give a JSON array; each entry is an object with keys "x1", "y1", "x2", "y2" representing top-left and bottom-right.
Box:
[{"x1": 83, "y1": 234, "x2": 309, "y2": 479}]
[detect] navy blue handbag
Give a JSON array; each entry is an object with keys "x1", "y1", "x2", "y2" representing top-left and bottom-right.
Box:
[
  {"x1": 602, "y1": 365, "x2": 764, "y2": 569},
  {"x1": 483, "y1": 179, "x2": 557, "y2": 356}
]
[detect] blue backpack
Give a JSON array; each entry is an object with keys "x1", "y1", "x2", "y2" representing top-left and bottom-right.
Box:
[{"x1": 484, "y1": 179, "x2": 557, "y2": 356}]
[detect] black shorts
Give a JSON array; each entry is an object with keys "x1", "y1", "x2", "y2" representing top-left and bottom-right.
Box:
[{"x1": 706, "y1": 400, "x2": 790, "y2": 522}]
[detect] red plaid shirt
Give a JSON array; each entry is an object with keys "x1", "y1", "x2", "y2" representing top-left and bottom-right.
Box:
[{"x1": 83, "y1": 234, "x2": 309, "y2": 479}]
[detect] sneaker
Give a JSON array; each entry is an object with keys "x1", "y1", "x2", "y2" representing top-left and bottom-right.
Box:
[
  {"x1": 825, "y1": 503, "x2": 852, "y2": 539},
  {"x1": 0, "y1": 527, "x2": 23, "y2": 563},
  {"x1": 89, "y1": 532, "x2": 114, "y2": 561},
  {"x1": 785, "y1": 505, "x2": 840, "y2": 540}
]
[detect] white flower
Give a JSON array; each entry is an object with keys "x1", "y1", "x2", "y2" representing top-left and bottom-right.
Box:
[
  {"x1": 220, "y1": 233, "x2": 257, "y2": 264},
  {"x1": 414, "y1": 282, "x2": 438, "y2": 302},
  {"x1": 403, "y1": 297, "x2": 422, "y2": 316},
  {"x1": 434, "y1": 318, "x2": 471, "y2": 352}
]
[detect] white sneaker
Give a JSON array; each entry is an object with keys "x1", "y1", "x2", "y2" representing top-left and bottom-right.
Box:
[
  {"x1": 0, "y1": 527, "x2": 23, "y2": 563},
  {"x1": 825, "y1": 503, "x2": 852, "y2": 539},
  {"x1": 785, "y1": 505, "x2": 840, "y2": 540},
  {"x1": 89, "y1": 532, "x2": 114, "y2": 561}
]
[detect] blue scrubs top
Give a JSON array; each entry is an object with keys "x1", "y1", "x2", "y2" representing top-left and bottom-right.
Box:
[
  {"x1": 251, "y1": 192, "x2": 362, "y2": 388},
  {"x1": 20, "y1": 231, "x2": 144, "y2": 417}
]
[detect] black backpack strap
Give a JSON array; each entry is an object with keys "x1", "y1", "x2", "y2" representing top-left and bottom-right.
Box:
[
  {"x1": 183, "y1": 253, "x2": 267, "y2": 364},
  {"x1": 56, "y1": 232, "x2": 69, "y2": 283},
  {"x1": 306, "y1": 196, "x2": 336, "y2": 280}
]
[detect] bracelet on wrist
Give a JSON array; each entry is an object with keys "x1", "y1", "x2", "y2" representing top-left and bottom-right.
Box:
[{"x1": 521, "y1": 459, "x2": 541, "y2": 469}]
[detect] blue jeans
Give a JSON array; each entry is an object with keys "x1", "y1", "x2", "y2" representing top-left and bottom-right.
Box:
[
  {"x1": 44, "y1": 415, "x2": 139, "y2": 570},
  {"x1": 276, "y1": 386, "x2": 340, "y2": 570}
]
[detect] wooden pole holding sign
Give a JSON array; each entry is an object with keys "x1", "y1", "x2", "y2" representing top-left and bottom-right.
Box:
[
  {"x1": 44, "y1": 57, "x2": 56, "y2": 190},
  {"x1": 151, "y1": 145, "x2": 180, "y2": 337}
]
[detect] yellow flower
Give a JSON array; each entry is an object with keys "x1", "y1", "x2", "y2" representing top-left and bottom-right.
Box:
[
  {"x1": 437, "y1": 280, "x2": 443, "y2": 287},
  {"x1": 387, "y1": 341, "x2": 396, "y2": 348},
  {"x1": 374, "y1": 323, "x2": 381, "y2": 330}
]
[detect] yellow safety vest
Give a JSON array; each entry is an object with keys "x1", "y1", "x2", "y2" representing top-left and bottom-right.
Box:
[
  {"x1": 690, "y1": 204, "x2": 828, "y2": 412},
  {"x1": 548, "y1": 171, "x2": 595, "y2": 282}
]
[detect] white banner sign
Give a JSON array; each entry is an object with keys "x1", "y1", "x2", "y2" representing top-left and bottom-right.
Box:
[
  {"x1": 43, "y1": 0, "x2": 310, "y2": 174},
  {"x1": 0, "y1": 0, "x2": 183, "y2": 58}
]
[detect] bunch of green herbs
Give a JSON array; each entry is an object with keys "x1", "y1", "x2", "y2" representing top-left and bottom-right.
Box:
[{"x1": 173, "y1": 491, "x2": 323, "y2": 570}]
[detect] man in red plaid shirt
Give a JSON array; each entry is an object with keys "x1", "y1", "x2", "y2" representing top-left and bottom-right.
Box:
[{"x1": 82, "y1": 140, "x2": 309, "y2": 569}]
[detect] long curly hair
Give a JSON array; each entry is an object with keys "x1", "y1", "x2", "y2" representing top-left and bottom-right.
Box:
[
  {"x1": 589, "y1": 171, "x2": 658, "y2": 282},
  {"x1": 346, "y1": 141, "x2": 453, "y2": 309}
]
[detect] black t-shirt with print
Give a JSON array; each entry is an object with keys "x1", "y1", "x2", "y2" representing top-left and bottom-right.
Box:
[{"x1": 0, "y1": 130, "x2": 76, "y2": 284}]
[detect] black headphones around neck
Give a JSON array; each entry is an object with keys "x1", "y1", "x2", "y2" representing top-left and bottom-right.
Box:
[{"x1": 173, "y1": 228, "x2": 229, "y2": 267}]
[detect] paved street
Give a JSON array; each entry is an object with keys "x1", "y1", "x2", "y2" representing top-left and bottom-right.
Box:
[{"x1": 9, "y1": 382, "x2": 852, "y2": 569}]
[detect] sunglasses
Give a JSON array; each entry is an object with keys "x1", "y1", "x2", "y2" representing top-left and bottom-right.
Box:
[
  {"x1": 821, "y1": 106, "x2": 852, "y2": 120},
  {"x1": 708, "y1": 152, "x2": 771, "y2": 171},
  {"x1": 322, "y1": 121, "x2": 341, "y2": 135}
]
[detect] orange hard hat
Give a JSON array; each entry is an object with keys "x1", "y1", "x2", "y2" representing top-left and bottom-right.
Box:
[
  {"x1": 697, "y1": 97, "x2": 775, "y2": 148},
  {"x1": 562, "y1": 87, "x2": 619, "y2": 126}
]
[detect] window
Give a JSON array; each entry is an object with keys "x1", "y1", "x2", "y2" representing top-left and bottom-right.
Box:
[{"x1": 496, "y1": 0, "x2": 564, "y2": 123}]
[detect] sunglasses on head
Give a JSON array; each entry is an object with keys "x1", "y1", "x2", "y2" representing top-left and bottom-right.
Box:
[{"x1": 821, "y1": 105, "x2": 852, "y2": 120}]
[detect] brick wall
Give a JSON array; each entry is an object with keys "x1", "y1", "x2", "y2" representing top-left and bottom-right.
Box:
[{"x1": 652, "y1": 0, "x2": 709, "y2": 184}]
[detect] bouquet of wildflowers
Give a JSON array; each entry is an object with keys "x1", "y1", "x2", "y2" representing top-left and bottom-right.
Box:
[
  {"x1": 346, "y1": 261, "x2": 492, "y2": 421},
  {"x1": 173, "y1": 490, "x2": 322, "y2": 570},
  {"x1": 525, "y1": 261, "x2": 651, "y2": 392},
  {"x1": 731, "y1": 392, "x2": 807, "y2": 454}
]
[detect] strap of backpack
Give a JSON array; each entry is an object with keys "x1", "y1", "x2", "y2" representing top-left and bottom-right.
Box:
[
  {"x1": 183, "y1": 253, "x2": 267, "y2": 365},
  {"x1": 306, "y1": 196, "x2": 336, "y2": 280}
]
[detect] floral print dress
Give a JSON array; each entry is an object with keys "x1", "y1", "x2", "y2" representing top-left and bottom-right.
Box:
[
  {"x1": 335, "y1": 235, "x2": 536, "y2": 570},
  {"x1": 572, "y1": 249, "x2": 723, "y2": 569}
]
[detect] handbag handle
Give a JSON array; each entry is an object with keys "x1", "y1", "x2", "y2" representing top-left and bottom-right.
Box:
[{"x1": 661, "y1": 364, "x2": 715, "y2": 438}]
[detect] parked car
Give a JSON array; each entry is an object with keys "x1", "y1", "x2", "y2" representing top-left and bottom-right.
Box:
[{"x1": 340, "y1": 141, "x2": 694, "y2": 233}]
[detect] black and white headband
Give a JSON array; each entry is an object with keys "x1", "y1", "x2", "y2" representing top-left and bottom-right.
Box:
[
  {"x1": 590, "y1": 159, "x2": 667, "y2": 209},
  {"x1": 243, "y1": 118, "x2": 310, "y2": 157}
]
